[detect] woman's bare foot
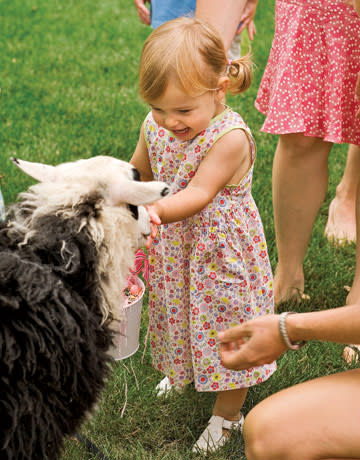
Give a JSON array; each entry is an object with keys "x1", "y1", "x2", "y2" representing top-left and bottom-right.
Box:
[
  {"x1": 342, "y1": 288, "x2": 360, "y2": 364},
  {"x1": 325, "y1": 196, "x2": 356, "y2": 244},
  {"x1": 343, "y1": 345, "x2": 360, "y2": 364},
  {"x1": 274, "y1": 269, "x2": 309, "y2": 308},
  {"x1": 274, "y1": 287, "x2": 310, "y2": 309},
  {"x1": 345, "y1": 285, "x2": 360, "y2": 305}
]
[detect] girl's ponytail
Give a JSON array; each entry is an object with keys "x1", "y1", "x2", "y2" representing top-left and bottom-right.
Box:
[{"x1": 227, "y1": 53, "x2": 253, "y2": 95}]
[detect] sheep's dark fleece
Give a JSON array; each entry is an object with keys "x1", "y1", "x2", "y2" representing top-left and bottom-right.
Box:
[{"x1": 0, "y1": 202, "x2": 113, "y2": 460}]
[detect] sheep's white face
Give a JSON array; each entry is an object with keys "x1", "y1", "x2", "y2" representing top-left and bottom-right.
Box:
[{"x1": 11, "y1": 155, "x2": 170, "y2": 247}]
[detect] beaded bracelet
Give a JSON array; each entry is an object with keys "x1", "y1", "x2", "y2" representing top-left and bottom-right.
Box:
[{"x1": 279, "y1": 312, "x2": 306, "y2": 350}]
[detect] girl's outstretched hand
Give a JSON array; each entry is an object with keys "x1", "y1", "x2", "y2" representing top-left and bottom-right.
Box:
[
  {"x1": 218, "y1": 315, "x2": 287, "y2": 370},
  {"x1": 145, "y1": 204, "x2": 161, "y2": 249}
]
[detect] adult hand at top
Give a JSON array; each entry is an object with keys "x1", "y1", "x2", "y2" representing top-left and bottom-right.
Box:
[
  {"x1": 356, "y1": 72, "x2": 360, "y2": 118},
  {"x1": 218, "y1": 314, "x2": 287, "y2": 370},
  {"x1": 343, "y1": 0, "x2": 360, "y2": 13},
  {"x1": 237, "y1": 0, "x2": 258, "y2": 40},
  {"x1": 134, "y1": 0, "x2": 151, "y2": 25}
]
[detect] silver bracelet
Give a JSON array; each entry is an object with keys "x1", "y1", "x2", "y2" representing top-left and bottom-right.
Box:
[{"x1": 279, "y1": 312, "x2": 306, "y2": 350}]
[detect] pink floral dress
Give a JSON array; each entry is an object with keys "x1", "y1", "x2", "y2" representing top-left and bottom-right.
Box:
[
  {"x1": 255, "y1": 0, "x2": 360, "y2": 145},
  {"x1": 145, "y1": 108, "x2": 276, "y2": 392}
]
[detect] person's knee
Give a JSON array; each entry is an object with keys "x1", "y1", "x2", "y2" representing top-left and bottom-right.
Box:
[
  {"x1": 279, "y1": 133, "x2": 330, "y2": 158},
  {"x1": 243, "y1": 403, "x2": 296, "y2": 460},
  {"x1": 243, "y1": 406, "x2": 275, "y2": 460}
]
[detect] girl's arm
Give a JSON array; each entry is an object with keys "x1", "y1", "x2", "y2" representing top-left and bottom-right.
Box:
[
  {"x1": 218, "y1": 304, "x2": 360, "y2": 370},
  {"x1": 130, "y1": 123, "x2": 154, "y2": 182},
  {"x1": 149, "y1": 129, "x2": 251, "y2": 224},
  {"x1": 130, "y1": 125, "x2": 161, "y2": 247}
]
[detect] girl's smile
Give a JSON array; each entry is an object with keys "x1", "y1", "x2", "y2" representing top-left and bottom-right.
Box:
[
  {"x1": 149, "y1": 79, "x2": 226, "y2": 141},
  {"x1": 170, "y1": 127, "x2": 191, "y2": 139}
]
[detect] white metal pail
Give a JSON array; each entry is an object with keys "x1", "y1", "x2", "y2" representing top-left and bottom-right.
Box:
[{"x1": 110, "y1": 277, "x2": 144, "y2": 360}]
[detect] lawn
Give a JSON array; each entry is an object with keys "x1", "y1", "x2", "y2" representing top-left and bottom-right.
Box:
[{"x1": 0, "y1": 1, "x2": 357, "y2": 459}]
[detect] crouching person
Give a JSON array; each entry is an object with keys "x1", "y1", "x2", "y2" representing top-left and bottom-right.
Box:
[{"x1": 218, "y1": 308, "x2": 360, "y2": 460}]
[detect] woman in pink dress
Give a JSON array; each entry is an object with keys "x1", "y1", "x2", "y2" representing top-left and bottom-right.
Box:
[{"x1": 255, "y1": 0, "x2": 360, "y2": 315}]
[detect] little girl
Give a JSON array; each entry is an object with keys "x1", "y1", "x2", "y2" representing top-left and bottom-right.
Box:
[{"x1": 131, "y1": 17, "x2": 276, "y2": 453}]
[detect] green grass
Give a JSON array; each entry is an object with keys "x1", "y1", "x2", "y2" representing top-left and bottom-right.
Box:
[{"x1": 0, "y1": 1, "x2": 357, "y2": 459}]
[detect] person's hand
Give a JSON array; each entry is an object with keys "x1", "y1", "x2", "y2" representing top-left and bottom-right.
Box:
[
  {"x1": 145, "y1": 204, "x2": 161, "y2": 248},
  {"x1": 356, "y1": 0, "x2": 360, "y2": 14},
  {"x1": 218, "y1": 315, "x2": 287, "y2": 370},
  {"x1": 134, "y1": 0, "x2": 151, "y2": 25},
  {"x1": 343, "y1": 0, "x2": 360, "y2": 14},
  {"x1": 237, "y1": 0, "x2": 258, "y2": 40},
  {"x1": 356, "y1": 71, "x2": 360, "y2": 118}
]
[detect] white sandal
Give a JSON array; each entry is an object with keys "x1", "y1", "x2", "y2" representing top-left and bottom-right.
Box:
[
  {"x1": 156, "y1": 376, "x2": 189, "y2": 397},
  {"x1": 192, "y1": 414, "x2": 244, "y2": 453},
  {"x1": 155, "y1": 376, "x2": 173, "y2": 397}
]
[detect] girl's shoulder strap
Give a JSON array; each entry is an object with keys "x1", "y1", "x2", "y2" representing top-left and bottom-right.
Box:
[
  {"x1": 144, "y1": 111, "x2": 154, "y2": 128},
  {"x1": 211, "y1": 109, "x2": 256, "y2": 163},
  {"x1": 143, "y1": 111, "x2": 157, "y2": 148},
  {"x1": 213, "y1": 108, "x2": 254, "y2": 140}
]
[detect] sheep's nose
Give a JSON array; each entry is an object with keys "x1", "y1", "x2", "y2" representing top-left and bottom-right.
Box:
[{"x1": 161, "y1": 187, "x2": 170, "y2": 197}]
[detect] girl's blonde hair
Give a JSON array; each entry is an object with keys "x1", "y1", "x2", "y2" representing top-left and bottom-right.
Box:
[{"x1": 139, "y1": 17, "x2": 253, "y2": 102}]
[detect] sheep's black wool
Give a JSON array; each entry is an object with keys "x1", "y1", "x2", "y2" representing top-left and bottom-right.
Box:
[{"x1": 0, "y1": 200, "x2": 114, "y2": 460}]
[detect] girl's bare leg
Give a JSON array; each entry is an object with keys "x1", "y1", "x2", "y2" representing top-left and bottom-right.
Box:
[
  {"x1": 244, "y1": 369, "x2": 360, "y2": 460},
  {"x1": 272, "y1": 134, "x2": 333, "y2": 305},
  {"x1": 193, "y1": 387, "x2": 248, "y2": 452},
  {"x1": 213, "y1": 387, "x2": 248, "y2": 421},
  {"x1": 325, "y1": 144, "x2": 360, "y2": 244}
]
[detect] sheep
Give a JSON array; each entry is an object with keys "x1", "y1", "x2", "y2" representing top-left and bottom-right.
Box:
[{"x1": 0, "y1": 155, "x2": 169, "y2": 460}]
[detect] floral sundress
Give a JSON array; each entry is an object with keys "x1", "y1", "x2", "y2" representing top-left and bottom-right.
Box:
[{"x1": 144, "y1": 108, "x2": 277, "y2": 392}]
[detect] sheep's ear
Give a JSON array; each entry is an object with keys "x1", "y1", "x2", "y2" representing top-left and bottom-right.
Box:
[
  {"x1": 11, "y1": 157, "x2": 58, "y2": 182},
  {"x1": 108, "y1": 179, "x2": 170, "y2": 206}
]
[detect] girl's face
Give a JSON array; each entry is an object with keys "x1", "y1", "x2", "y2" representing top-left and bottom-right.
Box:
[{"x1": 149, "y1": 78, "x2": 227, "y2": 141}]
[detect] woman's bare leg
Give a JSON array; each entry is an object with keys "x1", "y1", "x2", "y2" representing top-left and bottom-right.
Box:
[
  {"x1": 244, "y1": 369, "x2": 360, "y2": 460},
  {"x1": 343, "y1": 171, "x2": 360, "y2": 362},
  {"x1": 346, "y1": 164, "x2": 360, "y2": 305},
  {"x1": 273, "y1": 134, "x2": 333, "y2": 305},
  {"x1": 325, "y1": 144, "x2": 360, "y2": 244}
]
